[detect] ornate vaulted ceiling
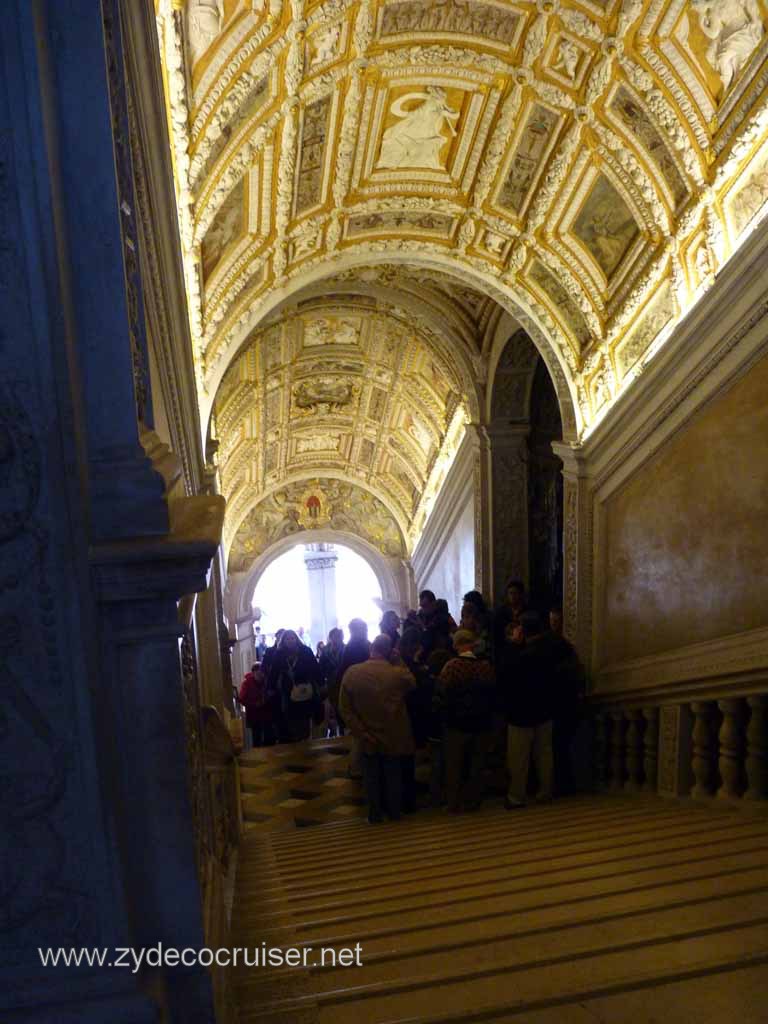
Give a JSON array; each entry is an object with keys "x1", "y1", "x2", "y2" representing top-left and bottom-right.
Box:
[
  {"x1": 158, "y1": 0, "x2": 768, "y2": 445},
  {"x1": 216, "y1": 298, "x2": 468, "y2": 554},
  {"x1": 158, "y1": 0, "x2": 768, "y2": 574}
]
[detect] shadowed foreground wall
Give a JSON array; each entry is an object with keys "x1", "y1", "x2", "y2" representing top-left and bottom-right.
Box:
[{"x1": 600, "y1": 350, "x2": 768, "y2": 668}]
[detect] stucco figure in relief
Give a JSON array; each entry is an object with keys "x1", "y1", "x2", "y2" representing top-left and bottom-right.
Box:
[
  {"x1": 688, "y1": 0, "x2": 764, "y2": 93},
  {"x1": 309, "y1": 24, "x2": 340, "y2": 67},
  {"x1": 187, "y1": 0, "x2": 223, "y2": 63},
  {"x1": 377, "y1": 87, "x2": 460, "y2": 170},
  {"x1": 553, "y1": 38, "x2": 582, "y2": 79}
]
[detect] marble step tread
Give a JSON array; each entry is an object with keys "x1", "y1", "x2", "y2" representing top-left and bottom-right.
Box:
[
  {"x1": 256, "y1": 803, "x2": 711, "y2": 886},
  {"x1": 286, "y1": 863, "x2": 768, "y2": 964},
  {"x1": 257, "y1": 829, "x2": 768, "y2": 930},
  {"x1": 237, "y1": 880, "x2": 768, "y2": 997},
  {"x1": 289, "y1": 850, "x2": 768, "y2": 949},
  {"x1": 249, "y1": 843, "x2": 768, "y2": 942},
  {"x1": 312, "y1": 921, "x2": 768, "y2": 1024},
  {"x1": 301, "y1": 888, "x2": 768, "y2": 994},
  {"x1": 254, "y1": 815, "x2": 765, "y2": 904},
  {"x1": 264, "y1": 798, "x2": 712, "y2": 860},
  {"x1": 483, "y1": 961, "x2": 768, "y2": 1024}
]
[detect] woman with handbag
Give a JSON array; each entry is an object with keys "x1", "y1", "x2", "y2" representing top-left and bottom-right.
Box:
[{"x1": 267, "y1": 630, "x2": 322, "y2": 743}]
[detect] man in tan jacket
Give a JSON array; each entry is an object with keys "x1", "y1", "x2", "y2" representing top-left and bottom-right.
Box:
[{"x1": 339, "y1": 634, "x2": 415, "y2": 823}]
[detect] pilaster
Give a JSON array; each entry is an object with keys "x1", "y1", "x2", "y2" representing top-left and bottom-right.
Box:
[
  {"x1": 488, "y1": 424, "x2": 530, "y2": 605},
  {"x1": 552, "y1": 442, "x2": 592, "y2": 662},
  {"x1": 89, "y1": 494, "x2": 225, "y2": 1022}
]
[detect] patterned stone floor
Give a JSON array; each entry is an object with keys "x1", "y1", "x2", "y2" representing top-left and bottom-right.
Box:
[{"x1": 239, "y1": 736, "x2": 369, "y2": 831}]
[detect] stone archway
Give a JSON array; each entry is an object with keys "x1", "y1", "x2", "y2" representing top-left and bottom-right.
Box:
[
  {"x1": 225, "y1": 529, "x2": 414, "y2": 679},
  {"x1": 200, "y1": 249, "x2": 579, "y2": 445},
  {"x1": 487, "y1": 327, "x2": 564, "y2": 611}
]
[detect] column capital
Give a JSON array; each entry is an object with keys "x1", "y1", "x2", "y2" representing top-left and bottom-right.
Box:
[
  {"x1": 552, "y1": 441, "x2": 589, "y2": 478},
  {"x1": 304, "y1": 556, "x2": 338, "y2": 571}
]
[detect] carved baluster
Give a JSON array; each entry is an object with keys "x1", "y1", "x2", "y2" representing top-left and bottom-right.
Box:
[
  {"x1": 717, "y1": 699, "x2": 747, "y2": 800},
  {"x1": 609, "y1": 710, "x2": 626, "y2": 791},
  {"x1": 642, "y1": 706, "x2": 659, "y2": 793},
  {"x1": 593, "y1": 711, "x2": 610, "y2": 790},
  {"x1": 690, "y1": 701, "x2": 718, "y2": 799},
  {"x1": 624, "y1": 710, "x2": 645, "y2": 792},
  {"x1": 745, "y1": 695, "x2": 768, "y2": 801}
]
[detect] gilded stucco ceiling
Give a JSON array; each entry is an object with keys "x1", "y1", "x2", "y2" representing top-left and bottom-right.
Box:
[
  {"x1": 215, "y1": 298, "x2": 468, "y2": 553},
  {"x1": 158, "y1": 0, "x2": 768, "y2": 447}
]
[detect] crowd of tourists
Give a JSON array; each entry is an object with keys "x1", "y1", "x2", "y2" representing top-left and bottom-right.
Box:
[{"x1": 238, "y1": 582, "x2": 585, "y2": 821}]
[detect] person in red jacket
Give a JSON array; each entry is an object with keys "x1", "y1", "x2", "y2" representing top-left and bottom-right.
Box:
[{"x1": 238, "y1": 663, "x2": 274, "y2": 746}]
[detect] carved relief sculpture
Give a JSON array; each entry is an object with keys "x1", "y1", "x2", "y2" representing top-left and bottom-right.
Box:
[
  {"x1": 309, "y1": 24, "x2": 340, "y2": 68},
  {"x1": 187, "y1": 0, "x2": 223, "y2": 64},
  {"x1": 377, "y1": 87, "x2": 460, "y2": 170},
  {"x1": 687, "y1": 0, "x2": 764, "y2": 95}
]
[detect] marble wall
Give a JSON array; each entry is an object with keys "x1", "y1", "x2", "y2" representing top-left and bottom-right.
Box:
[{"x1": 599, "y1": 350, "x2": 768, "y2": 667}]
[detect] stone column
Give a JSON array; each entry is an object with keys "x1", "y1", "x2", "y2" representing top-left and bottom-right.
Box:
[
  {"x1": 552, "y1": 443, "x2": 592, "y2": 662},
  {"x1": 304, "y1": 543, "x2": 338, "y2": 646},
  {"x1": 488, "y1": 424, "x2": 530, "y2": 605}
]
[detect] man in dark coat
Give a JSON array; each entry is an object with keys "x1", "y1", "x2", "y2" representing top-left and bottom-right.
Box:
[
  {"x1": 504, "y1": 612, "x2": 562, "y2": 808},
  {"x1": 319, "y1": 627, "x2": 345, "y2": 735}
]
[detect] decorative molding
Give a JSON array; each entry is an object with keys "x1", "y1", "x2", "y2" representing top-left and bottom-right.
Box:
[{"x1": 594, "y1": 626, "x2": 768, "y2": 703}]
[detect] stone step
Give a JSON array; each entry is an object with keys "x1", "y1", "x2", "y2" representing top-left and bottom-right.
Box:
[
  {"x1": 233, "y1": 795, "x2": 768, "y2": 1024},
  {"x1": 487, "y1": 962, "x2": 768, "y2": 1024},
  {"x1": 248, "y1": 828, "x2": 768, "y2": 931},
  {"x1": 302, "y1": 889, "x2": 768, "y2": 994},
  {"x1": 247, "y1": 814, "x2": 765, "y2": 905},
  {"x1": 252, "y1": 801, "x2": 707, "y2": 886},
  {"x1": 264, "y1": 797, "x2": 697, "y2": 860},
  {"x1": 314, "y1": 920, "x2": 768, "y2": 1024},
  {"x1": 289, "y1": 864, "x2": 768, "y2": 965}
]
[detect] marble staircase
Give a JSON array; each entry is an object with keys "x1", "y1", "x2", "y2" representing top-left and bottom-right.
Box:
[{"x1": 232, "y1": 794, "x2": 768, "y2": 1023}]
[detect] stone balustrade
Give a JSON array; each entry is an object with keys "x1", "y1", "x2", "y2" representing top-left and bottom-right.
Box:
[{"x1": 590, "y1": 692, "x2": 768, "y2": 804}]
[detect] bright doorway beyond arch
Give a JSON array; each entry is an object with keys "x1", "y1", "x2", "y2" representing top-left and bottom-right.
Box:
[{"x1": 251, "y1": 541, "x2": 384, "y2": 650}]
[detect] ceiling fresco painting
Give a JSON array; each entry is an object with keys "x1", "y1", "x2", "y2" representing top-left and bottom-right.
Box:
[{"x1": 157, "y1": 0, "x2": 768, "y2": 566}]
